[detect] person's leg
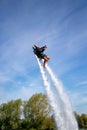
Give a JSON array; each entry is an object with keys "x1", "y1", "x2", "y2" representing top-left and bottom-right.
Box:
[
  {"x1": 43, "y1": 56, "x2": 50, "y2": 68},
  {"x1": 46, "y1": 56, "x2": 50, "y2": 61},
  {"x1": 43, "y1": 59, "x2": 47, "y2": 68}
]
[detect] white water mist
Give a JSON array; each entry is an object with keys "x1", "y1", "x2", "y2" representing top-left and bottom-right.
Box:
[
  {"x1": 36, "y1": 56, "x2": 78, "y2": 130},
  {"x1": 46, "y1": 64, "x2": 78, "y2": 130},
  {"x1": 36, "y1": 57, "x2": 65, "y2": 130}
]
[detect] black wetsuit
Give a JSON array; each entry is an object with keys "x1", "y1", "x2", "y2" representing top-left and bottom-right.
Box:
[{"x1": 33, "y1": 46, "x2": 47, "y2": 59}]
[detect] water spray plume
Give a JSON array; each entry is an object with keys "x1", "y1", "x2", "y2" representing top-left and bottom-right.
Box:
[
  {"x1": 46, "y1": 64, "x2": 78, "y2": 130},
  {"x1": 36, "y1": 56, "x2": 78, "y2": 130},
  {"x1": 36, "y1": 57, "x2": 64, "y2": 130}
]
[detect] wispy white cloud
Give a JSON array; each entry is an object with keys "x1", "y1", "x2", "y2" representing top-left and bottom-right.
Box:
[
  {"x1": 0, "y1": 73, "x2": 10, "y2": 83},
  {"x1": 0, "y1": 80, "x2": 44, "y2": 104},
  {"x1": 67, "y1": 90, "x2": 87, "y2": 114},
  {"x1": 0, "y1": 86, "x2": 32, "y2": 104},
  {"x1": 76, "y1": 81, "x2": 87, "y2": 87}
]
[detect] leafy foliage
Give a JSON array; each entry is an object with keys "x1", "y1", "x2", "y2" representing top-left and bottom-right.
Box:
[
  {"x1": 0, "y1": 99, "x2": 22, "y2": 130},
  {"x1": 0, "y1": 93, "x2": 55, "y2": 130},
  {"x1": 0, "y1": 93, "x2": 86, "y2": 130},
  {"x1": 74, "y1": 112, "x2": 87, "y2": 129},
  {"x1": 24, "y1": 93, "x2": 55, "y2": 129}
]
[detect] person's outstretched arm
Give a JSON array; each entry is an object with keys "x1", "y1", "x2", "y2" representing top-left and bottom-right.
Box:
[{"x1": 34, "y1": 44, "x2": 38, "y2": 48}]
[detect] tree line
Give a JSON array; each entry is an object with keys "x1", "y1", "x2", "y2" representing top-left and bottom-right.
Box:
[{"x1": 0, "y1": 93, "x2": 87, "y2": 130}]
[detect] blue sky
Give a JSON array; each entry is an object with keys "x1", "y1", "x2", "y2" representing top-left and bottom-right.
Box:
[{"x1": 0, "y1": 0, "x2": 87, "y2": 114}]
